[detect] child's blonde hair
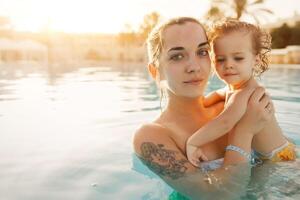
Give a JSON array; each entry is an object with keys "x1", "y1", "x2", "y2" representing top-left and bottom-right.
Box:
[{"x1": 209, "y1": 19, "x2": 271, "y2": 76}]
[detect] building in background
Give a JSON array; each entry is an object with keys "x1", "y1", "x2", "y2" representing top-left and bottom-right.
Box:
[
  {"x1": 0, "y1": 32, "x2": 146, "y2": 66},
  {"x1": 270, "y1": 45, "x2": 300, "y2": 64},
  {"x1": 0, "y1": 38, "x2": 48, "y2": 64}
]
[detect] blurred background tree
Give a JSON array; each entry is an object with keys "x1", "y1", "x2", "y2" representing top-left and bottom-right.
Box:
[
  {"x1": 290, "y1": 22, "x2": 300, "y2": 45},
  {"x1": 85, "y1": 49, "x2": 103, "y2": 61},
  {"x1": 205, "y1": 0, "x2": 273, "y2": 24},
  {"x1": 271, "y1": 22, "x2": 300, "y2": 48},
  {"x1": 117, "y1": 11, "x2": 161, "y2": 47},
  {"x1": 138, "y1": 11, "x2": 161, "y2": 43},
  {"x1": 117, "y1": 24, "x2": 138, "y2": 47},
  {"x1": 0, "y1": 16, "x2": 13, "y2": 37}
]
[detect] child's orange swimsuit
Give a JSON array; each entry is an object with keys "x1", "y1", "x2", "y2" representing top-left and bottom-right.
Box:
[{"x1": 254, "y1": 141, "x2": 296, "y2": 161}]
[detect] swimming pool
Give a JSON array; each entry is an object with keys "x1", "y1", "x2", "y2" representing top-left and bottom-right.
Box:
[{"x1": 0, "y1": 64, "x2": 299, "y2": 199}]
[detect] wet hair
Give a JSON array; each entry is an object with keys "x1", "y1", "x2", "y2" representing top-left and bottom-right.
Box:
[
  {"x1": 209, "y1": 19, "x2": 272, "y2": 76},
  {"x1": 146, "y1": 17, "x2": 207, "y2": 111},
  {"x1": 146, "y1": 17, "x2": 206, "y2": 68}
]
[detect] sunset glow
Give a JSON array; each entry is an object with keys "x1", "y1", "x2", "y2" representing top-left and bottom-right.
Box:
[
  {"x1": 1, "y1": 0, "x2": 299, "y2": 33},
  {"x1": 7, "y1": 0, "x2": 138, "y2": 33}
]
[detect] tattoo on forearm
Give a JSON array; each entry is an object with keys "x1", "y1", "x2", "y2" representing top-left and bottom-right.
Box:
[{"x1": 139, "y1": 142, "x2": 188, "y2": 180}]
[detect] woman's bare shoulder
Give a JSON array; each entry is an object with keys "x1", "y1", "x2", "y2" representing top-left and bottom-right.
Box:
[
  {"x1": 133, "y1": 122, "x2": 196, "y2": 178},
  {"x1": 133, "y1": 122, "x2": 172, "y2": 154}
]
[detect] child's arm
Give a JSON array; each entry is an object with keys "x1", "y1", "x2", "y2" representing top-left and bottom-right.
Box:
[
  {"x1": 203, "y1": 88, "x2": 227, "y2": 107},
  {"x1": 187, "y1": 87, "x2": 257, "y2": 148},
  {"x1": 186, "y1": 145, "x2": 208, "y2": 167}
]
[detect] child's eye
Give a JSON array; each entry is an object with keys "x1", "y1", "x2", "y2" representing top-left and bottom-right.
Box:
[
  {"x1": 197, "y1": 49, "x2": 209, "y2": 56},
  {"x1": 234, "y1": 57, "x2": 244, "y2": 61},
  {"x1": 216, "y1": 58, "x2": 225, "y2": 63},
  {"x1": 170, "y1": 54, "x2": 184, "y2": 61}
]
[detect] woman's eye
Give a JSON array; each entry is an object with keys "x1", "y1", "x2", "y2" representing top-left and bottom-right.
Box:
[
  {"x1": 170, "y1": 54, "x2": 184, "y2": 61},
  {"x1": 234, "y1": 57, "x2": 244, "y2": 61},
  {"x1": 197, "y1": 49, "x2": 208, "y2": 56}
]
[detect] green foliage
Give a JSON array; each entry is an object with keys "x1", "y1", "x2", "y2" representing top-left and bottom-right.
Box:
[
  {"x1": 290, "y1": 22, "x2": 300, "y2": 46},
  {"x1": 271, "y1": 22, "x2": 300, "y2": 48}
]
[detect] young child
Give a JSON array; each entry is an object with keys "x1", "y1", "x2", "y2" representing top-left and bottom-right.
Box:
[{"x1": 186, "y1": 19, "x2": 296, "y2": 167}]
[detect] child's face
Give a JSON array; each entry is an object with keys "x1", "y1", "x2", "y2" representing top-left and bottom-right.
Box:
[{"x1": 213, "y1": 31, "x2": 258, "y2": 89}]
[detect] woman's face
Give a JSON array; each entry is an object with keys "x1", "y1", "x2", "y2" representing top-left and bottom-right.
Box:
[{"x1": 158, "y1": 22, "x2": 211, "y2": 98}]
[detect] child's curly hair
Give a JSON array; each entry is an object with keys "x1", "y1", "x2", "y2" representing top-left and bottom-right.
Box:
[{"x1": 209, "y1": 19, "x2": 272, "y2": 76}]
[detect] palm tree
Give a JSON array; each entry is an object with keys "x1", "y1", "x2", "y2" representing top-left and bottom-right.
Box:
[
  {"x1": 139, "y1": 12, "x2": 161, "y2": 42},
  {"x1": 205, "y1": 0, "x2": 273, "y2": 24},
  {"x1": 205, "y1": 5, "x2": 226, "y2": 24},
  {"x1": 117, "y1": 12, "x2": 161, "y2": 47}
]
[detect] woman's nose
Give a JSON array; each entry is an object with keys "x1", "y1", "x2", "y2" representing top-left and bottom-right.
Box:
[{"x1": 186, "y1": 56, "x2": 201, "y2": 73}]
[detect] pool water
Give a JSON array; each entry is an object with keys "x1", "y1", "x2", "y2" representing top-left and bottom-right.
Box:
[{"x1": 0, "y1": 64, "x2": 299, "y2": 199}]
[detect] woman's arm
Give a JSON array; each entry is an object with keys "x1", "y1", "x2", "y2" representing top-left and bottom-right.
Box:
[
  {"x1": 133, "y1": 123, "x2": 253, "y2": 199},
  {"x1": 133, "y1": 123, "x2": 197, "y2": 178},
  {"x1": 133, "y1": 88, "x2": 273, "y2": 199},
  {"x1": 187, "y1": 87, "x2": 257, "y2": 148}
]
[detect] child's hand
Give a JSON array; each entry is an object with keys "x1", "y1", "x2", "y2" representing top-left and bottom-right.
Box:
[
  {"x1": 226, "y1": 87, "x2": 255, "y2": 106},
  {"x1": 186, "y1": 144, "x2": 208, "y2": 167},
  {"x1": 236, "y1": 87, "x2": 274, "y2": 135},
  {"x1": 203, "y1": 88, "x2": 226, "y2": 107}
]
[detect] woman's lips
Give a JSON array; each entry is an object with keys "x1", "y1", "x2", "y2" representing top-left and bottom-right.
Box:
[
  {"x1": 183, "y1": 79, "x2": 203, "y2": 85},
  {"x1": 224, "y1": 73, "x2": 238, "y2": 76}
]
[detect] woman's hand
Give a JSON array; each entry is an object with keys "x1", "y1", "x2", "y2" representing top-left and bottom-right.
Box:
[{"x1": 236, "y1": 87, "x2": 274, "y2": 135}]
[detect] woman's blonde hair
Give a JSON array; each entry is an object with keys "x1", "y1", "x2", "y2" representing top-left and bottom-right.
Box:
[
  {"x1": 146, "y1": 17, "x2": 206, "y2": 68},
  {"x1": 146, "y1": 17, "x2": 206, "y2": 111},
  {"x1": 209, "y1": 19, "x2": 272, "y2": 76}
]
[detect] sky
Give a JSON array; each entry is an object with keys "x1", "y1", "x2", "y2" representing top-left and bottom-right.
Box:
[{"x1": 0, "y1": 0, "x2": 299, "y2": 33}]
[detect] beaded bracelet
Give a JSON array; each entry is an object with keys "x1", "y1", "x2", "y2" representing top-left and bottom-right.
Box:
[{"x1": 225, "y1": 145, "x2": 252, "y2": 162}]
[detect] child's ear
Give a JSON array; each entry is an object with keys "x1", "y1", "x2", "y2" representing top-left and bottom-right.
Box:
[
  {"x1": 255, "y1": 54, "x2": 261, "y2": 65},
  {"x1": 148, "y1": 63, "x2": 158, "y2": 79}
]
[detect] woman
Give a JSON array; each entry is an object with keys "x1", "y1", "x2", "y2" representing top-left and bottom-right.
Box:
[{"x1": 133, "y1": 17, "x2": 273, "y2": 199}]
